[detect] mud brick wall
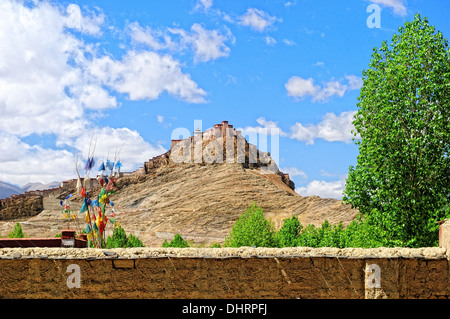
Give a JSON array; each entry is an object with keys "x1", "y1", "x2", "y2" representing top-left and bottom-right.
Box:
[{"x1": 0, "y1": 247, "x2": 448, "y2": 299}]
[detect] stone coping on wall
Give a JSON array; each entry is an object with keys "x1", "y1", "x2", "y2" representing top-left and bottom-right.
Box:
[{"x1": 0, "y1": 246, "x2": 447, "y2": 260}]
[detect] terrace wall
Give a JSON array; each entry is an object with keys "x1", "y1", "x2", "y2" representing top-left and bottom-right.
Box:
[{"x1": 0, "y1": 247, "x2": 448, "y2": 299}]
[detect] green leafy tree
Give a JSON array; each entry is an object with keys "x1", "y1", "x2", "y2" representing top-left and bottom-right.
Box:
[
  {"x1": 105, "y1": 226, "x2": 144, "y2": 248},
  {"x1": 224, "y1": 203, "x2": 275, "y2": 247},
  {"x1": 343, "y1": 14, "x2": 450, "y2": 247},
  {"x1": 162, "y1": 233, "x2": 189, "y2": 248},
  {"x1": 126, "y1": 233, "x2": 144, "y2": 248},
  {"x1": 275, "y1": 216, "x2": 302, "y2": 247},
  {"x1": 7, "y1": 223, "x2": 25, "y2": 238}
]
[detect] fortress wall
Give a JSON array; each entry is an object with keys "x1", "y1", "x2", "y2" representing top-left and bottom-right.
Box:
[{"x1": 0, "y1": 247, "x2": 448, "y2": 299}]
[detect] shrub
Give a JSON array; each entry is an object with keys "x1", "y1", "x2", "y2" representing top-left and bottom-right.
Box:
[
  {"x1": 274, "y1": 216, "x2": 302, "y2": 247},
  {"x1": 126, "y1": 233, "x2": 144, "y2": 248},
  {"x1": 7, "y1": 223, "x2": 25, "y2": 238},
  {"x1": 224, "y1": 203, "x2": 276, "y2": 247},
  {"x1": 105, "y1": 226, "x2": 144, "y2": 248},
  {"x1": 272, "y1": 215, "x2": 384, "y2": 248},
  {"x1": 162, "y1": 233, "x2": 189, "y2": 248},
  {"x1": 296, "y1": 217, "x2": 384, "y2": 248}
]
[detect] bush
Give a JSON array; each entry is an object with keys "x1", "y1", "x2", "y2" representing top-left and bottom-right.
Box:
[
  {"x1": 105, "y1": 226, "x2": 144, "y2": 248},
  {"x1": 7, "y1": 223, "x2": 25, "y2": 238},
  {"x1": 271, "y1": 215, "x2": 384, "y2": 248},
  {"x1": 162, "y1": 233, "x2": 189, "y2": 248},
  {"x1": 126, "y1": 233, "x2": 144, "y2": 248},
  {"x1": 274, "y1": 216, "x2": 302, "y2": 247},
  {"x1": 222, "y1": 203, "x2": 390, "y2": 249},
  {"x1": 223, "y1": 203, "x2": 276, "y2": 247}
]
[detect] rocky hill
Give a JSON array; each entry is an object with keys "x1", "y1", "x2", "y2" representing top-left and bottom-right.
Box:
[{"x1": 0, "y1": 121, "x2": 359, "y2": 246}]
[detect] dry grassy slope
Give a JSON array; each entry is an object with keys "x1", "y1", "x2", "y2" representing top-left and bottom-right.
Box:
[
  {"x1": 106, "y1": 163, "x2": 358, "y2": 246},
  {"x1": 0, "y1": 162, "x2": 359, "y2": 247}
]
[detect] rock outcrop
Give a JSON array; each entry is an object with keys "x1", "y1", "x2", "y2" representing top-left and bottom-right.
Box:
[{"x1": 0, "y1": 195, "x2": 43, "y2": 220}]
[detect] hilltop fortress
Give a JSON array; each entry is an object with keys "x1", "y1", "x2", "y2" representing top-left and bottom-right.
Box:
[
  {"x1": 143, "y1": 120, "x2": 280, "y2": 171},
  {"x1": 0, "y1": 121, "x2": 294, "y2": 220}
]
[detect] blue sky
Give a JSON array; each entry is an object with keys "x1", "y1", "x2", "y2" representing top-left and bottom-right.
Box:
[{"x1": 0, "y1": 0, "x2": 449, "y2": 198}]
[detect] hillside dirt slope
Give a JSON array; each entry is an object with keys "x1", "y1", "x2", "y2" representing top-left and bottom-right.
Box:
[{"x1": 0, "y1": 163, "x2": 358, "y2": 247}]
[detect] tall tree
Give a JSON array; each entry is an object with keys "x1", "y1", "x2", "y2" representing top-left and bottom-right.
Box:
[{"x1": 343, "y1": 14, "x2": 450, "y2": 247}]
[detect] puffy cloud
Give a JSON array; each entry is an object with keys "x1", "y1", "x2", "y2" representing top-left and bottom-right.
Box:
[
  {"x1": 285, "y1": 75, "x2": 362, "y2": 102},
  {"x1": 0, "y1": 0, "x2": 94, "y2": 138},
  {"x1": 283, "y1": 39, "x2": 296, "y2": 46},
  {"x1": 0, "y1": 127, "x2": 167, "y2": 186},
  {"x1": 0, "y1": 132, "x2": 75, "y2": 186},
  {"x1": 296, "y1": 178, "x2": 346, "y2": 200},
  {"x1": 289, "y1": 111, "x2": 358, "y2": 144},
  {"x1": 265, "y1": 36, "x2": 277, "y2": 46},
  {"x1": 128, "y1": 22, "x2": 177, "y2": 51},
  {"x1": 194, "y1": 0, "x2": 214, "y2": 12},
  {"x1": 182, "y1": 23, "x2": 232, "y2": 63},
  {"x1": 72, "y1": 127, "x2": 167, "y2": 173},
  {"x1": 345, "y1": 74, "x2": 364, "y2": 90},
  {"x1": 0, "y1": 1, "x2": 183, "y2": 184},
  {"x1": 0, "y1": 0, "x2": 207, "y2": 139},
  {"x1": 369, "y1": 0, "x2": 407, "y2": 16},
  {"x1": 88, "y1": 51, "x2": 207, "y2": 103},
  {"x1": 240, "y1": 117, "x2": 287, "y2": 137},
  {"x1": 65, "y1": 3, "x2": 105, "y2": 35},
  {"x1": 238, "y1": 8, "x2": 278, "y2": 32},
  {"x1": 279, "y1": 167, "x2": 308, "y2": 179},
  {"x1": 285, "y1": 77, "x2": 319, "y2": 100},
  {"x1": 130, "y1": 22, "x2": 233, "y2": 63}
]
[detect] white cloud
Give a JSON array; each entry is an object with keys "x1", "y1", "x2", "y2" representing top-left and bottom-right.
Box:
[
  {"x1": 0, "y1": 1, "x2": 183, "y2": 185},
  {"x1": 238, "y1": 8, "x2": 278, "y2": 32},
  {"x1": 72, "y1": 127, "x2": 167, "y2": 173},
  {"x1": 345, "y1": 74, "x2": 364, "y2": 90},
  {"x1": 285, "y1": 75, "x2": 362, "y2": 102},
  {"x1": 65, "y1": 4, "x2": 105, "y2": 35},
  {"x1": 0, "y1": 0, "x2": 100, "y2": 139},
  {"x1": 128, "y1": 22, "x2": 177, "y2": 51},
  {"x1": 280, "y1": 167, "x2": 308, "y2": 179},
  {"x1": 0, "y1": 127, "x2": 167, "y2": 186},
  {"x1": 130, "y1": 22, "x2": 233, "y2": 63},
  {"x1": 369, "y1": 0, "x2": 407, "y2": 16},
  {"x1": 88, "y1": 51, "x2": 207, "y2": 103},
  {"x1": 285, "y1": 77, "x2": 319, "y2": 100},
  {"x1": 194, "y1": 0, "x2": 213, "y2": 12},
  {"x1": 157, "y1": 115, "x2": 164, "y2": 123},
  {"x1": 283, "y1": 39, "x2": 296, "y2": 46},
  {"x1": 313, "y1": 80, "x2": 347, "y2": 102},
  {"x1": 296, "y1": 178, "x2": 346, "y2": 199},
  {"x1": 0, "y1": 131, "x2": 75, "y2": 186},
  {"x1": 241, "y1": 117, "x2": 287, "y2": 137},
  {"x1": 182, "y1": 23, "x2": 232, "y2": 63},
  {"x1": 265, "y1": 36, "x2": 277, "y2": 46},
  {"x1": 289, "y1": 111, "x2": 358, "y2": 144}
]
